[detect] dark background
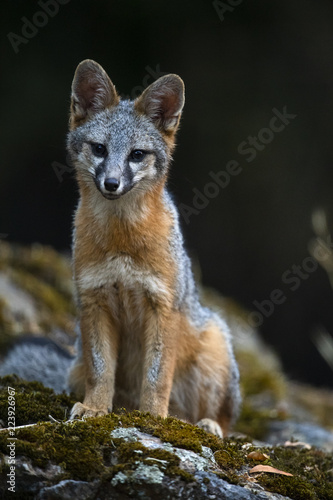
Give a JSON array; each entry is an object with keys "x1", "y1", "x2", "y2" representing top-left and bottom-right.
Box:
[{"x1": 1, "y1": 0, "x2": 333, "y2": 387}]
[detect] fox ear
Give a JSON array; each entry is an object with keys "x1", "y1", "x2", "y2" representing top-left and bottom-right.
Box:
[
  {"x1": 70, "y1": 59, "x2": 119, "y2": 129},
  {"x1": 135, "y1": 74, "x2": 185, "y2": 134}
]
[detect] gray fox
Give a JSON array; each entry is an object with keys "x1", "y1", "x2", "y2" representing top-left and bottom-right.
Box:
[
  {"x1": 0, "y1": 60, "x2": 241, "y2": 437},
  {"x1": 66, "y1": 59, "x2": 241, "y2": 436}
]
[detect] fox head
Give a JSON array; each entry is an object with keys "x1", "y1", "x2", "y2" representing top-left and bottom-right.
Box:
[{"x1": 67, "y1": 59, "x2": 184, "y2": 201}]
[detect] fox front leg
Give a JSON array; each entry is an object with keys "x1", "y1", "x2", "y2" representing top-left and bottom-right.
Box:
[
  {"x1": 139, "y1": 310, "x2": 177, "y2": 417},
  {"x1": 70, "y1": 296, "x2": 118, "y2": 419}
]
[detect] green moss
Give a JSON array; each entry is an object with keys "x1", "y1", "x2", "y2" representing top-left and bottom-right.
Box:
[
  {"x1": 213, "y1": 439, "x2": 247, "y2": 469},
  {"x1": 256, "y1": 446, "x2": 333, "y2": 500},
  {"x1": 261, "y1": 475, "x2": 316, "y2": 499},
  {"x1": 0, "y1": 419, "x2": 110, "y2": 481},
  {"x1": 0, "y1": 375, "x2": 76, "y2": 426}
]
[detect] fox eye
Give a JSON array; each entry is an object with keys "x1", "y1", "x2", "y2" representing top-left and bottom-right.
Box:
[
  {"x1": 130, "y1": 150, "x2": 146, "y2": 162},
  {"x1": 91, "y1": 143, "x2": 107, "y2": 157}
]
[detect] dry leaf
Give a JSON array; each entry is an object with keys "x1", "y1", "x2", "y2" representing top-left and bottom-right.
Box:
[
  {"x1": 284, "y1": 440, "x2": 311, "y2": 450},
  {"x1": 247, "y1": 451, "x2": 269, "y2": 461},
  {"x1": 249, "y1": 465, "x2": 293, "y2": 476}
]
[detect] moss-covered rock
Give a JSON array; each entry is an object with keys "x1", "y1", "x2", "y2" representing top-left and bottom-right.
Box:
[
  {"x1": 0, "y1": 400, "x2": 332, "y2": 499},
  {"x1": 0, "y1": 375, "x2": 75, "y2": 426}
]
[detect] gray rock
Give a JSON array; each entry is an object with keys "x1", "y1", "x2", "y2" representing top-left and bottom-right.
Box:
[
  {"x1": 266, "y1": 420, "x2": 333, "y2": 452},
  {"x1": 194, "y1": 471, "x2": 292, "y2": 500},
  {"x1": 36, "y1": 479, "x2": 100, "y2": 500}
]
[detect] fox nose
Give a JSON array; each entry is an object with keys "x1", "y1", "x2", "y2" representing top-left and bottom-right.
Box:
[{"x1": 104, "y1": 177, "x2": 120, "y2": 192}]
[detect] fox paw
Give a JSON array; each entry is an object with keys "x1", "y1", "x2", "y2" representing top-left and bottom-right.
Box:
[
  {"x1": 70, "y1": 402, "x2": 109, "y2": 420},
  {"x1": 196, "y1": 418, "x2": 223, "y2": 438}
]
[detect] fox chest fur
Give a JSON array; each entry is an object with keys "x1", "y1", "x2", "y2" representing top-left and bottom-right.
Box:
[{"x1": 73, "y1": 187, "x2": 176, "y2": 308}]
